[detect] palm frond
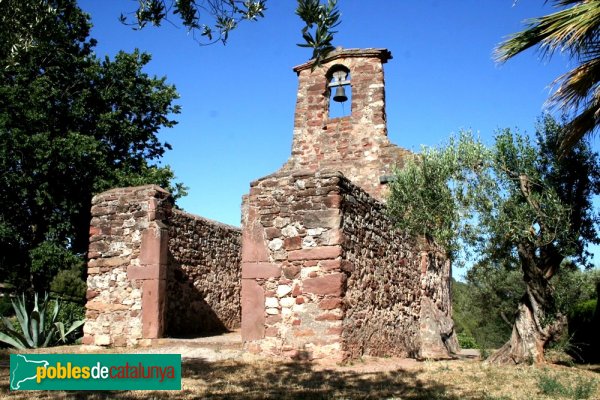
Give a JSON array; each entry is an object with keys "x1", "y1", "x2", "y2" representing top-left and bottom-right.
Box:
[
  {"x1": 547, "y1": 57, "x2": 600, "y2": 111},
  {"x1": 495, "y1": 0, "x2": 600, "y2": 63},
  {"x1": 559, "y1": 101, "x2": 600, "y2": 152}
]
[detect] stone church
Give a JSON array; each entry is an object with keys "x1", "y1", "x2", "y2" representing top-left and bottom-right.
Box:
[{"x1": 84, "y1": 48, "x2": 458, "y2": 361}]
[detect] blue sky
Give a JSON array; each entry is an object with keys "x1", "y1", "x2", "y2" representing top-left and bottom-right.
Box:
[{"x1": 79, "y1": 0, "x2": 591, "y2": 230}]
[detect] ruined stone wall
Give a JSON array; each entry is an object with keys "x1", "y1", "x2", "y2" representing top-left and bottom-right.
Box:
[
  {"x1": 282, "y1": 48, "x2": 412, "y2": 201},
  {"x1": 85, "y1": 185, "x2": 243, "y2": 346},
  {"x1": 340, "y1": 178, "x2": 422, "y2": 359},
  {"x1": 241, "y1": 170, "x2": 455, "y2": 360},
  {"x1": 84, "y1": 185, "x2": 170, "y2": 346},
  {"x1": 241, "y1": 171, "x2": 347, "y2": 360},
  {"x1": 166, "y1": 209, "x2": 242, "y2": 336},
  {"x1": 241, "y1": 170, "x2": 457, "y2": 360}
]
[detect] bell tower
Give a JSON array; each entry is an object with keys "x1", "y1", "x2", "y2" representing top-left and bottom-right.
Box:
[{"x1": 282, "y1": 48, "x2": 410, "y2": 201}]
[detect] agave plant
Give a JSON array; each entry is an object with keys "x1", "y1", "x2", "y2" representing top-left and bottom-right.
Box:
[{"x1": 0, "y1": 293, "x2": 84, "y2": 349}]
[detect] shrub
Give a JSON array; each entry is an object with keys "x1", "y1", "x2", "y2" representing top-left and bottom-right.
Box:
[
  {"x1": 0, "y1": 293, "x2": 84, "y2": 349},
  {"x1": 457, "y1": 332, "x2": 477, "y2": 349},
  {"x1": 50, "y1": 268, "x2": 86, "y2": 300},
  {"x1": 567, "y1": 299, "x2": 599, "y2": 362}
]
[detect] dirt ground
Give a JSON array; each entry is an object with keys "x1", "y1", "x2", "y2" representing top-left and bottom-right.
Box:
[{"x1": 1, "y1": 332, "x2": 599, "y2": 399}]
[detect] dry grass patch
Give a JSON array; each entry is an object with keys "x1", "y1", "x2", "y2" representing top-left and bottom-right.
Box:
[{"x1": 0, "y1": 348, "x2": 598, "y2": 399}]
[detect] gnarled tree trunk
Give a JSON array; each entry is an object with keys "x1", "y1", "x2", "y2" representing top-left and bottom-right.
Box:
[{"x1": 487, "y1": 243, "x2": 565, "y2": 364}]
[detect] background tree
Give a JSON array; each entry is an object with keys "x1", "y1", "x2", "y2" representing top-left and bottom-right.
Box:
[
  {"x1": 452, "y1": 260, "x2": 600, "y2": 363},
  {"x1": 0, "y1": 0, "x2": 184, "y2": 295},
  {"x1": 452, "y1": 263, "x2": 525, "y2": 351},
  {"x1": 389, "y1": 116, "x2": 600, "y2": 364},
  {"x1": 496, "y1": 0, "x2": 600, "y2": 153}
]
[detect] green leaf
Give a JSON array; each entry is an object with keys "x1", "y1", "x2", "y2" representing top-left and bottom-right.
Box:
[
  {"x1": 0, "y1": 331, "x2": 27, "y2": 350},
  {"x1": 30, "y1": 310, "x2": 40, "y2": 347}
]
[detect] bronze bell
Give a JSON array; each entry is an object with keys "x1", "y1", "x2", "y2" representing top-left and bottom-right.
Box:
[{"x1": 333, "y1": 85, "x2": 348, "y2": 103}]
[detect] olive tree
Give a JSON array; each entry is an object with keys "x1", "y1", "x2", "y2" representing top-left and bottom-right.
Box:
[{"x1": 388, "y1": 116, "x2": 600, "y2": 364}]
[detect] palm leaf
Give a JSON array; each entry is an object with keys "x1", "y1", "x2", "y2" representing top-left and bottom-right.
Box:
[
  {"x1": 496, "y1": 0, "x2": 600, "y2": 153},
  {"x1": 496, "y1": 1, "x2": 600, "y2": 63}
]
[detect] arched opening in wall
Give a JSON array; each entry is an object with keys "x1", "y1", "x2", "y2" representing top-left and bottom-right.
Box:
[{"x1": 327, "y1": 65, "x2": 351, "y2": 119}]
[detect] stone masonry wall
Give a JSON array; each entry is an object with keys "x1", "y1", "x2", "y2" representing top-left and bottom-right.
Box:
[
  {"x1": 340, "y1": 178, "x2": 422, "y2": 359},
  {"x1": 85, "y1": 185, "x2": 243, "y2": 346},
  {"x1": 281, "y1": 48, "x2": 412, "y2": 201},
  {"x1": 241, "y1": 171, "x2": 347, "y2": 361},
  {"x1": 166, "y1": 209, "x2": 242, "y2": 336},
  {"x1": 241, "y1": 170, "x2": 456, "y2": 360},
  {"x1": 84, "y1": 185, "x2": 170, "y2": 346}
]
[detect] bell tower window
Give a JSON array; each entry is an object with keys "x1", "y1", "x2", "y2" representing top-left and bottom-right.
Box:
[{"x1": 327, "y1": 66, "x2": 351, "y2": 119}]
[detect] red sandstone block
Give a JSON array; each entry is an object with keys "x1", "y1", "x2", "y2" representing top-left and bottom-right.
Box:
[
  {"x1": 242, "y1": 262, "x2": 281, "y2": 279},
  {"x1": 82, "y1": 335, "x2": 94, "y2": 345},
  {"x1": 318, "y1": 298, "x2": 342, "y2": 310},
  {"x1": 127, "y1": 264, "x2": 165, "y2": 281},
  {"x1": 88, "y1": 257, "x2": 129, "y2": 268},
  {"x1": 266, "y1": 315, "x2": 282, "y2": 324},
  {"x1": 284, "y1": 236, "x2": 302, "y2": 250},
  {"x1": 303, "y1": 210, "x2": 341, "y2": 229},
  {"x1": 326, "y1": 326, "x2": 343, "y2": 335},
  {"x1": 89, "y1": 226, "x2": 101, "y2": 237},
  {"x1": 86, "y1": 290, "x2": 99, "y2": 300},
  {"x1": 265, "y1": 227, "x2": 281, "y2": 239},
  {"x1": 294, "y1": 329, "x2": 315, "y2": 337},
  {"x1": 292, "y1": 319, "x2": 301, "y2": 326},
  {"x1": 296, "y1": 296, "x2": 305, "y2": 305},
  {"x1": 319, "y1": 259, "x2": 341, "y2": 271},
  {"x1": 315, "y1": 312, "x2": 343, "y2": 321},
  {"x1": 241, "y1": 280, "x2": 265, "y2": 341},
  {"x1": 241, "y1": 219, "x2": 269, "y2": 263},
  {"x1": 288, "y1": 246, "x2": 342, "y2": 261},
  {"x1": 142, "y1": 279, "x2": 166, "y2": 339},
  {"x1": 86, "y1": 301, "x2": 129, "y2": 312},
  {"x1": 139, "y1": 226, "x2": 168, "y2": 266},
  {"x1": 283, "y1": 264, "x2": 301, "y2": 279},
  {"x1": 308, "y1": 271, "x2": 317, "y2": 278},
  {"x1": 302, "y1": 273, "x2": 345, "y2": 296},
  {"x1": 292, "y1": 284, "x2": 302, "y2": 297}
]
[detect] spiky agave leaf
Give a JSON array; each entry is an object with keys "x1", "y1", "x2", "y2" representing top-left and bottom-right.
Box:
[
  {"x1": 0, "y1": 316, "x2": 30, "y2": 348},
  {"x1": 0, "y1": 331, "x2": 27, "y2": 350},
  {"x1": 11, "y1": 294, "x2": 33, "y2": 347}
]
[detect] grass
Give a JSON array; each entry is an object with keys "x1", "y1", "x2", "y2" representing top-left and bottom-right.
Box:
[
  {"x1": 0, "y1": 348, "x2": 598, "y2": 399},
  {"x1": 537, "y1": 368, "x2": 597, "y2": 399}
]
